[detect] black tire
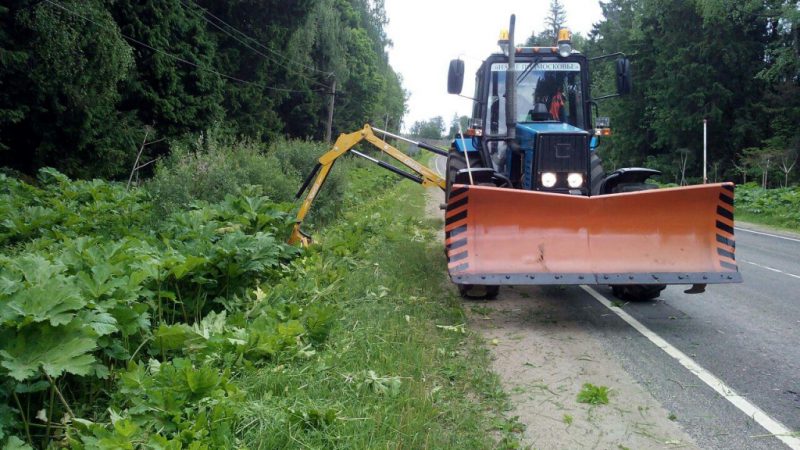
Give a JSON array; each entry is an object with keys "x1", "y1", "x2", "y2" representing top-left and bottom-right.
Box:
[
  {"x1": 590, "y1": 152, "x2": 604, "y2": 196},
  {"x1": 445, "y1": 152, "x2": 482, "y2": 201},
  {"x1": 457, "y1": 284, "x2": 499, "y2": 300},
  {"x1": 446, "y1": 153, "x2": 499, "y2": 300},
  {"x1": 611, "y1": 284, "x2": 665, "y2": 302},
  {"x1": 608, "y1": 180, "x2": 664, "y2": 300}
]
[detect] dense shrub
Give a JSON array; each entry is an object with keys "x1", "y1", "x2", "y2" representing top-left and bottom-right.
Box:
[
  {"x1": 146, "y1": 132, "x2": 353, "y2": 227},
  {"x1": 146, "y1": 133, "x2": 297, "y2": 211}
]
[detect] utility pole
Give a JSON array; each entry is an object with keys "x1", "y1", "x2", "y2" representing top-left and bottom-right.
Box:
[
  {"x1": 703, "y1": 118, "x2": 708, "y2": 184},
  {"x1": 325, "y1": 76, "x2": 336, "y2": 144}
]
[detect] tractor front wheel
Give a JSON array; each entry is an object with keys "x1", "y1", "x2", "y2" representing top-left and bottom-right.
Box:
[{"x1": 446, "y1": 153, "x2": 499, "y2": 300}]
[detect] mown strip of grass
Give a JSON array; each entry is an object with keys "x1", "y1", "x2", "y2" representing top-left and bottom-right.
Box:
[{"x1": 238, "y1": 165, "x2": 522, "y2": 449}]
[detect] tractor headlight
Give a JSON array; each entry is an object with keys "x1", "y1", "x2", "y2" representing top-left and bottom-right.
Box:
[
  {"x1": 567, "y1": 173, "x2": 584, "y2": 188},
  {"x1": 558, "y1": 42, "x2": 572, "y2": 58},
  {"x1": 557, "y1": 28, "x2": 572, "y2": 58},
  {"x1": 541, "y1": 172, "x2": 557, "y2": 188}
]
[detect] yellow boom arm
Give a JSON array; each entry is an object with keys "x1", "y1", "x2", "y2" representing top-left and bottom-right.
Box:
[{"x1": 290, "y1": 124, "x2": 446, "y2": 245}]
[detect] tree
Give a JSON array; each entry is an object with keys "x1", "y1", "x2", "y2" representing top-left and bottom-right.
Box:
[
  {"x1": 525, "y1": 0, "x2": 570, "y2": 46},
  {"x1": 778, "y1": 148, "x2": 798, "y2": 187},
  {"x1": 587, "y1": 0, "x2": 775, "y2": 182},
  {"x1": 0, "y1": 0, "x2": 407, "y2": 179},
  {"x1": 0, "y1": 0, "x2": 138, "y2": 178},
  {"x1": 410, "y1": 117, "x2": 445, "y2": 140},
  {"x1": 447, "y1": 115, "x2": 470, "y2": 139},
  {"x1": 544, "y1": 0, "x2": 567, "y2": 44},
  {"x1": 742, "y1": 146, "x2": 781, "y2": 188},
  {"x1": 676, "y1": 148, "x2": 694, "y2": 185},
  {"x1": 733, "y1": 154, "x2": 751, "y2": 184}
]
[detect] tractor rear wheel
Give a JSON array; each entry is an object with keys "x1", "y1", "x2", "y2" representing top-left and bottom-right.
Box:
[
  {"x1": 611, "y1": 285, "x2": 665, "y2": 302},
  {"x1": 590, "y1": 152, "x2": 605, "y2": 196},
  {"x1": 610, "y1": 182, "x2": 658, "y2": 193},
  {"x1": 457, "y1": 284, "x2": 499, "y2": 300}
]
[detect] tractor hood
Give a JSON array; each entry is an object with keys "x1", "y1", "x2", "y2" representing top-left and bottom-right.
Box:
[{"x1": 516, "y1": 122, "x2": 589, "y2": 148}]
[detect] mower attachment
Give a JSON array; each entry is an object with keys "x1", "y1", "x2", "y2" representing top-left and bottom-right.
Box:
[{"x1": 445, "y1": 183, "x2": 741, "y2": 286}]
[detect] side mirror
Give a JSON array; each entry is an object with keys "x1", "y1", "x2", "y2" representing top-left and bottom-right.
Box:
[
  {"x1": 616, "y1": 58, "x2": 632, "y2": 95},
  {"x1": 448, "y1": 59, "x2": 464, "y2": 94}
]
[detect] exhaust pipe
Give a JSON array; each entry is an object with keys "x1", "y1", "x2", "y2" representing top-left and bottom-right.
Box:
[{"x1": 505, "y1": 14, "x2": 516, "y2": 142}]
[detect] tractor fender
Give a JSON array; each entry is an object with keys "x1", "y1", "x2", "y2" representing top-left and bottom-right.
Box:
[
  {"x1": 453, "y1": 168, "x2": 512, "y2": 188},
  {"x1": 599, "y1": 167, "x2": 661, "y2": 194},
  {"x1": 452, "y1": 137, "x2": 479, "y2": 153}
]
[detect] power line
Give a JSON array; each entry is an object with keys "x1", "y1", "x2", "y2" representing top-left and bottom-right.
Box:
[
  {"x1": 43, "y1": 0, "x2": 321, "y2": 94},
  {"x1": 180, "y1": 0, "x2": 334, "y2": 78},
  {"x1": 177, "y1": 0, "x2": 330, "y2": 90}
]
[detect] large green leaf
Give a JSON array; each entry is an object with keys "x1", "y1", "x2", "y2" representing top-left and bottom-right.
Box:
[
  {"x1": 184, "y1": 365, "x2": 221, "y2": 396},
  {"x1": 0, "y1": 321, "x2": 97, "y2": 381},
  {"x1": 0, "y1": 255, "x2": 85, "y2": 327},
  {"x1": 3, "y1": 436, "x2": 33, "y2": 450}
]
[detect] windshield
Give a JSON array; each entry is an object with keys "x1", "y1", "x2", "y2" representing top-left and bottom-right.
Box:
[{"x1": 486, "y1": 61, "x2": 586, "y2": 134}]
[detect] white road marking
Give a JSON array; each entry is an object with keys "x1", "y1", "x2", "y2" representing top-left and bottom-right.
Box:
[
  {"x1": 736, "y1": 227, "x2": 800, "y2": 243},
  {"x1": 434, "y1": 155, "x2": 446, "y2": 177},
  {"x1": 741, "y1": 259, "x2": 800, "y2": 280},
  {"x1": 581, "y1": 285, "x2": 800, "y2": 450}
]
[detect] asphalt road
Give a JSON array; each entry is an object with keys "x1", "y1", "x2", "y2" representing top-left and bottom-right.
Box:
[
  {"x1": 601, "y1": 225, "x2": 800, "y2": 449},
  {"x1": 489, "y1": 226, "x2": 800, "y2": 450},
  {"x1": 516, "y1": 230, "x2": 800, "y2": 450},
  {"x1": 433, "y1": 156, "x2": 800, "y2": 449}
]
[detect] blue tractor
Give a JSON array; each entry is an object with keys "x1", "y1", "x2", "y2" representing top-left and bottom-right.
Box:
[{"x1": 442, "y1": 15, "x2": 741, "y2": 300}]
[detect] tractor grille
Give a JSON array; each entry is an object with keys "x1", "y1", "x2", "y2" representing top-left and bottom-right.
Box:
[{"x1": 534, "y1": 133, "x2": 589, "y2": 192}]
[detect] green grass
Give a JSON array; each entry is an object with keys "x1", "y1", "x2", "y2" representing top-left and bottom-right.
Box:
[
  {"x1": 735, "y1": 184, "x2": 800, "y2": 232},
  {"x1": 576, "y1": 383, "x2": 610, "y2": 405},
  {"x1": 736, "y1": 211, "x2": 800, "y2": 233},
  {"x1": 237, "y1": 165, "x2": 519, "y2": 448}
]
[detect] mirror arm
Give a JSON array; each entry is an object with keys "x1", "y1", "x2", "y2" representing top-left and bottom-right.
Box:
[
  {"x1": 458, "y1": 94, "x2": 478, "y2": 102},
  {"x1": 589, "y1": 93, "x2": 621, "y2": 102},
  {"x1": 588, "y1": 52, "x2": 627, "y2": 62}
]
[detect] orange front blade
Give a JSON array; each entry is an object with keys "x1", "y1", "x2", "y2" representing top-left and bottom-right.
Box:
[{"x1": 444, "y1": 183, "x2": 741, "y2": 286}]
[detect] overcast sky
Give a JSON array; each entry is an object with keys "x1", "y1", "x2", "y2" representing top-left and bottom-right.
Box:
[{"x1": 384, "y1": 0, "x2": 604, "y2": 131}]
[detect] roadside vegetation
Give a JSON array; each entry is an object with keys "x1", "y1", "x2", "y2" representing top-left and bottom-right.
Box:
[
  {"x1": 650, "y1": 181, "x2": 800, "y2": 233},
  {"x1": 735, "y1": 184, "x2": 800, "y2": 232},
  {"x1": 0, "y1": 146, "x2": 518, "y2": 448}
]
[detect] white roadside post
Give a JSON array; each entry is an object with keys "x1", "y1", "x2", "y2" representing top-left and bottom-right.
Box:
[{"x1": 703, "y1": 118, "x2": 708, "y2": 184}]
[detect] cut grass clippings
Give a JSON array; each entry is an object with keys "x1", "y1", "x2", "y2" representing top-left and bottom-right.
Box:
[{"x1": 238, "y1": 163, "x2": 518, "y2": 448}]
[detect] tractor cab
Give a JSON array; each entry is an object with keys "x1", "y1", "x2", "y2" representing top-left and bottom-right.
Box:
[
  {"x1": 477, "y1": 55, "x2": 591, "y2": 133},
  {"x1": 448, "y1": 26, "x2": 632, "y2": 195}
]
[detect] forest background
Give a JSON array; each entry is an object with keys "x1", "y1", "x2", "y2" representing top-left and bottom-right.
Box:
[
  {"x1": 415, "y1": 0, "x2": 799, "y2": 188},
  {"x1": 0, "y1": 0, "x2": 407, "y2": 179}
]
